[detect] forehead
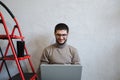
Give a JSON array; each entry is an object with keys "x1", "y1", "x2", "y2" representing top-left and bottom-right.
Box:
[{"x1": 55, "y1": 30, "x2": 67, "y2": 34}]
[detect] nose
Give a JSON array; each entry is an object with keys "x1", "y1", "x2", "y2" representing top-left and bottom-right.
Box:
[{"x1": 59, "y1": 36, "x2": 64, "y2": 39}]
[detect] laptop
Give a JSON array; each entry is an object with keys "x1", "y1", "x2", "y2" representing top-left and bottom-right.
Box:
[{"x1": 40, "y1": 64, "x2": 82, "y2": 80}]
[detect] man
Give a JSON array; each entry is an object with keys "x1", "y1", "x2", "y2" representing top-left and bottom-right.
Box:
[{"x1": 41, "y1": 23, "x2": 80, "y2": 64}]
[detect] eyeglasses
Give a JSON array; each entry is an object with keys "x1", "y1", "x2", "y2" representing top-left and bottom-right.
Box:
[{"x1": 56, "y1": 34, "x2": 68, "y2": 37}]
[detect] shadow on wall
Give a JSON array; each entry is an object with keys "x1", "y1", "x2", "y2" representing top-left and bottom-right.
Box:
[{"x1": 26, "y1": 34, "x2": 53, "y2": 72}]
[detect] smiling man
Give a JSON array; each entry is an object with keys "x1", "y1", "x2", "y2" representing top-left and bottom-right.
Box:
[{"x1": 41, "y1": 23, "x2": 80, "y2": 64}]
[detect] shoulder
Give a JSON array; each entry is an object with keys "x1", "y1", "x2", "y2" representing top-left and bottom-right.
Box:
[
  {"x1": 66, "y1": 44, "x2": 78, "y2": 54},
  {"x1": 43, "y1": 44, "x2": 56, "y2": 51},
  {"x1": 67, "y1": 44, "x2": 77, "y2": 50}
]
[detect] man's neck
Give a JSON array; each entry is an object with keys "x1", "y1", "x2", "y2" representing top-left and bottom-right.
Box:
[{"x1": 55, "y1": 43, "x2": 66, "y2": 48}]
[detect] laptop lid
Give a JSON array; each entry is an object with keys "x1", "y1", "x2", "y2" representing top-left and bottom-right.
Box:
[{"x1": 40, "y1": 64, "x2": 82, "y2": 80}]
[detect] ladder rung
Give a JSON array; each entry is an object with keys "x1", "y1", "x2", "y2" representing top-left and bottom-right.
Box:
[
  {"x1": 3, "y1": 55, "x2": 30, "y2": 60},
  {"x1": 0, "y1": 35, "x2": 24, "y2": 39}
]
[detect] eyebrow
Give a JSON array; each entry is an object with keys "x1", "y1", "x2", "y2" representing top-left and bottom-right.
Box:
[{"x1": 56, "y1": 34, "x2": 68, "y2": 36}]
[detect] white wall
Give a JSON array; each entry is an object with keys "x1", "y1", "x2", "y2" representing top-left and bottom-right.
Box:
[{"x1": 0, "y1": 0, "x2": 120, "y2": 80}]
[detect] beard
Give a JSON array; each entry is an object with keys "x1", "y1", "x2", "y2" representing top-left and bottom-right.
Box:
[{"x1": 56, "y1": 39, "x2": 67, "y2": 45}]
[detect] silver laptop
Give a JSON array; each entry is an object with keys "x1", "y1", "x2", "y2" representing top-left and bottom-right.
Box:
[{"x1": 40, "y1": 64, "x2": 82, "y2": 80}]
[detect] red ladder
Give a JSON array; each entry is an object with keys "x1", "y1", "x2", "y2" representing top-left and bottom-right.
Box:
[{"x1": 0, "y1": 1, "x2": 37, "y2": 80}]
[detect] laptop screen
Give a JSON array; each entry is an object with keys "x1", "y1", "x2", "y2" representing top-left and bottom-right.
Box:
[{"x1": 40, "y1": 64, "x2": 82, "y2": 80}]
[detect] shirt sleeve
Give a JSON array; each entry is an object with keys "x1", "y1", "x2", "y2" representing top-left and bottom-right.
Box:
[
  {"x1": 71, "y1": 47, "x2": 80, "y2": 64},
  {"x1": 41, "y1": 48, "x2": 49, "y2": 64}
]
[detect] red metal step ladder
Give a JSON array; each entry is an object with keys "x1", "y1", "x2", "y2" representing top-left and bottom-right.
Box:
[{"x1": 0, "y1": 1, "x2": 37, "y2": 80}]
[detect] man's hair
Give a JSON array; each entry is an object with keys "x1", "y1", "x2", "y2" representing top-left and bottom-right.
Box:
[{"x1": 54, "y1": 23, "x2": 69, "y2": 33}]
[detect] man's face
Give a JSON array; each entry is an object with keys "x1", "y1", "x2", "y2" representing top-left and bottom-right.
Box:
[{"x1": 55, "y1": 30, "x2": 68, "y2": 45}]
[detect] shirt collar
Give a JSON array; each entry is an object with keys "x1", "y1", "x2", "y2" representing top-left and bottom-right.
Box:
[{"x1": 55, "y1": 43, "x2": 67, "y2": 48}]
